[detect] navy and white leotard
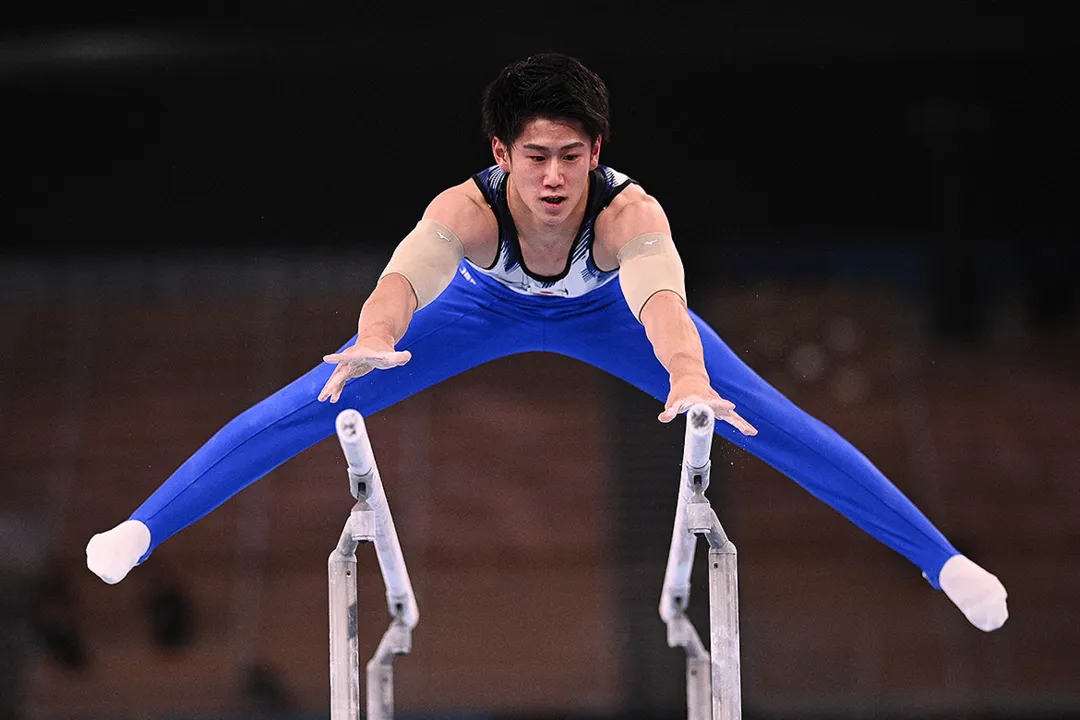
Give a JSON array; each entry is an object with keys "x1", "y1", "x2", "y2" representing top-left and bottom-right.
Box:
[{"x1": 467, "y1": 164, "x2": 633, "y2": 297}]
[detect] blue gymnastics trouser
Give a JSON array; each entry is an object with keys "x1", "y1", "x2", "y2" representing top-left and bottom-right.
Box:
[{"x1": 130, "y1": 263, "x2": 958, "y2": 587}]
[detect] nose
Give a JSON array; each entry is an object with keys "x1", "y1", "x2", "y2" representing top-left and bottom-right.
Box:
[{"x1": 543, "y1": 158, "x2": 562, "y2": 188}]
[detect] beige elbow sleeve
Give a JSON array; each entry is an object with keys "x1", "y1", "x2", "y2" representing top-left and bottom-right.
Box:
[
  {"x1": 380, "y1": 218, "x2": 465, "y2": 310},
  {"x1": 616, "y1": 232, "x2": 687, "y2": 321}
]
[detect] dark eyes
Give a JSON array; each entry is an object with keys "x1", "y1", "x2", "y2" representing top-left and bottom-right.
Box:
[{"x1": 529, "y1": 155, "x2": 580, "y2": 162}]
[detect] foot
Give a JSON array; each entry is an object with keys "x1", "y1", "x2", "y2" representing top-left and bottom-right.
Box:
[
  {"x1": 86, "y1": 520, "x2": 151, "y2": 584},
  {"x1": 939, "y1": 554, "x2": 1008, "y2": 631}
]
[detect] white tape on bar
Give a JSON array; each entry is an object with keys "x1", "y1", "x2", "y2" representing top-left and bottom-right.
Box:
[
  {"x1": 364, "y1": 473, "x2": 418, "y2": 627},
  {"x1": 335, "y1": 410, "x2": 419, "y2": 628},
  {"x1": 660, "y1": 487, "x2": 694, "y2": 624},
  {"x1": 336, "y1": 409, "x2": 376, "y2": 476},
  {"x1": 659, "y1": 403, "x2": 715, "y2": 625},
  {"x1": 682, "y1": 403, "x2": 715, "y2": 470}
]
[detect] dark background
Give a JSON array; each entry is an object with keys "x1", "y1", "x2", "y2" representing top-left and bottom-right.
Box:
[
  {"x1": 5, "y1": 4, "x2": 1075, "y2": 253},
  {"x1": 5, "y1": 3, "x2": 1077, "y2": 347},
  {"x1": 2, "y1": 3, "x2": 1078, "y2": 720}
]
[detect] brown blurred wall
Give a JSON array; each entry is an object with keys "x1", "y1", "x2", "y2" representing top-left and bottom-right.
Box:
[{"x1": 2, "y1": 257, "x2": 1078, "y2": 719}]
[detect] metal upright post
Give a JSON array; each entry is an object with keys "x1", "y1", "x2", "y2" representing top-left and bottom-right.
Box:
[
  {"x1": 661, "y1": 404, "x2": 743, "y2": 720},
  {"x1": 329, "y1": 410, "x2": 417, "y2": 720},
  {"x1": 687, "y1": 490, "x2": 742, "y2": 720},
  {"x1": 328, "y1": 513, "x2": 364, "y2": 720}
]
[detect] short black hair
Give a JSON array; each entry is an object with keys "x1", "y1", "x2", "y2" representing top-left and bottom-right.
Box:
[{"x1": 481, "y1": 53, "x2": 611, "y2": 148}]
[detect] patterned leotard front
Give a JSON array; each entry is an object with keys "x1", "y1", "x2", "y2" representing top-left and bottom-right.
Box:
[{"x1": 467, "y1": 164, "x2": 635, "y2": 298}]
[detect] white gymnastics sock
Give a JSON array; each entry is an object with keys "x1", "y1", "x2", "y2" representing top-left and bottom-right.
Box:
[
  {"x1": 86, "y1": 520, "x2": 151, "y2": 584},
  {"x1": 939, "y1": 554, "x2": 1009, "y2": 631}
]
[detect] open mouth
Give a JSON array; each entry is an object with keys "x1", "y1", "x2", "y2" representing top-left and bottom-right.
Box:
[{"x1": 541, "y1": 196, "x2": 567, "y2": 209}]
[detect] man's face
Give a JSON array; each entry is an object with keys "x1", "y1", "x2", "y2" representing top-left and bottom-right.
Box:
[{"x1": 493, "y1": 117, "x2": 601, "y2": 226}]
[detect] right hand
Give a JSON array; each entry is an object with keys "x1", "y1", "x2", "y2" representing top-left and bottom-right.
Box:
[
  {"x1": 86, "y1": 519, "x2": 151, "y2": 584},
  {"x1": 318, "y1": 338, "x2": 412, "y2": 403}
]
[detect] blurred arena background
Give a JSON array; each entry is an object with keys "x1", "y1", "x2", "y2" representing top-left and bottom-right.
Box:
[{"x1": 1, "y1": 3, "x2": 1077, "y2": 720}]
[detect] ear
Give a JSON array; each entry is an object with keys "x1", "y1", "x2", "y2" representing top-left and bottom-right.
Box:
[
  {"x1": 492, "y1": 137, "x2": 512, "y2": 173},
  {"x1": 589, "y1": 136, "x2": 602, "y2": 170}
]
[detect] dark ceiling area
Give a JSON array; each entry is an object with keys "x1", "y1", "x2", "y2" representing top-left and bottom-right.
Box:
[{"x1": 3, "y1": 4, "x2": 1075, "y2": 260}]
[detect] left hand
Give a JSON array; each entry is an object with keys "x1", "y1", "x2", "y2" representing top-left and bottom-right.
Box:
[
  {"x1": 317, "y1": 338, "x2": 412, "y2": 404},
  {"x1": 660, "y1": 374, "x2": 757, "y2": 436}
]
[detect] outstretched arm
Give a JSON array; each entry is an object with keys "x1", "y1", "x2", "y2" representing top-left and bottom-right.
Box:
[
  {"x1": 599, "y1": 190, "x2": 756, "y2": 435},
  {"x1": 317, "y1": 273, "x2": 417, "y2": 403},
  {"x1": 318, "y1": 181, "x2": 497, "y2": 403},
  {"x1": 640, "y1": 292, "x2": 754, "y2": 435}
]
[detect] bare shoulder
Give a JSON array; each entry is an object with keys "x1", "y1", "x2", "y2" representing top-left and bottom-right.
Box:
[
  {"x1": 422, "y1": 180, "x2": 499, "y2": 263},
  {"x1": 593, "y1": 184, "x2": 672, "y2": 269}
]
